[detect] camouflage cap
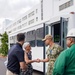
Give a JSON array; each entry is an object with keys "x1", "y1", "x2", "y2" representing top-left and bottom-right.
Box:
[{"x1": 42, "y1": 34, "x2": 53, "y2": 41}]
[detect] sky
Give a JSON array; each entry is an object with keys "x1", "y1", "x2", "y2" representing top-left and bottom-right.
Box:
[{"x1": 0, "y1": 0, "x2": 40, "y2": 24}]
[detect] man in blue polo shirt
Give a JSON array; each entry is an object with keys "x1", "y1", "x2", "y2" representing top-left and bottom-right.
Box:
[{"x1": 6, "y1": 33, "x2": 27, "y2": 75}]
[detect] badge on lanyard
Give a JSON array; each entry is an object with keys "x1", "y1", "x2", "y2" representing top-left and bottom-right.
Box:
[{"x1": 50, "y1": 50, "x2": 52, "y2": 55}]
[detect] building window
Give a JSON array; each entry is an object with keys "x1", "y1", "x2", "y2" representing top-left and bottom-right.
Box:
[
  {"x1": 8, "y1": 31, "x2": 11, "y2": 33},
  {"x1": 28, "y1": 11, "x2": 34, "y2": 18},
  {"x1": 10, "y1": 35, "x2": 17, "y2": 46},
  {"x1": 28, "y1": 19, "x2": 34, "y2": 25},
  {"x1": 25, "y1": 30, "x2": 36, "y2": 47},
  {"x1": 36, "y1": 17, "x2": 38, "y2": 21},
  {"x1": 22, "y1": 15, "x2": 27, "y2": 21},
  {"x1": 41, "y1": 0, "x2": 43, "y2": 20},
  {"x1": 59, "y1": 0, "x2": 73, "y2": 11},
  {"x1": 17, "y1": 19, "x2": 21, "y2": 24},
  {"x1": 22, "y1": 22, "x2": 27, "y2": 28},
  {"x1": 10, "y1": 37, "x2": 12, "y2": 40},
  {"x1": 36, "y1": 27, "x2": 44, "y2": 46},
  {"x1": 45, "y1": 26, "x2": 49, "y2": 34},
  {"x1": 18, "y1": 25, "x2": 21, "y2": 29},
  {"x1": 36, "y1": 9, "x2": 38, "y2": 13}
]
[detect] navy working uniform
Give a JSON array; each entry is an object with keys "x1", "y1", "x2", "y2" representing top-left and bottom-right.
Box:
[{"x1": 46, "y1": 43, "x2": 63, "y2": 75}]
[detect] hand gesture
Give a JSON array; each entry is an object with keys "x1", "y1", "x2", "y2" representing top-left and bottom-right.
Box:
[{"x1": 34, "y1": 59, "x2": 40, "y2": 63}]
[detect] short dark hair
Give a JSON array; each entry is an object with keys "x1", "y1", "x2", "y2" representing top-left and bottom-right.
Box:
[{"x1": 17, "y1": 33, "x2": 25, "y2": 42}]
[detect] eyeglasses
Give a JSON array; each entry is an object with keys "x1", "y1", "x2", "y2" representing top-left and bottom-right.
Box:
[{"x1": 67, "y1": 38, "x2": 71, "y2": 41}]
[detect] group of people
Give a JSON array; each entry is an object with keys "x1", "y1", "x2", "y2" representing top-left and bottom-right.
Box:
[{"x1": 6, "y1": 28, "x2": 75, "y2": 75}]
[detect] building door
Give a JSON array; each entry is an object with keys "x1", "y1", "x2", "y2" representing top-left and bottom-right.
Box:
[
  {"x1": 60, "y1": 17, "x2": 68, "y2": 49},
  {"x1": 51, "y1": 17, "x2": 68, "y2": 49}
]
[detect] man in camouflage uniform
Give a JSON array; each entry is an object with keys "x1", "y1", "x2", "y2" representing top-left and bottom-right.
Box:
[{"x1": 39, "y1": 35, "x2": 63, "y2": 75}]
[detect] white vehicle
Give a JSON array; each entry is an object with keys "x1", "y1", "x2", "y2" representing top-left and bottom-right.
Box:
[
  {"x1": 6, "y1": 0, "x2": 75, "y2": 73},
  {"x1": 8, "y1": 12, "x2": 75, "y2": 72}
]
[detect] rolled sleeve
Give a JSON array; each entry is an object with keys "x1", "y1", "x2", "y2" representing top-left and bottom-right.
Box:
[
  {"x1": 46, "y1": 49, "x2": 50, "y2": 58},
  {"x1": 57, "y1": 46, "x2": 63, "y2": 55}
]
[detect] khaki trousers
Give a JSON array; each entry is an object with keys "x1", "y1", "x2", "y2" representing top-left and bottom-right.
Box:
[{"x1": 6, "y1": 69, "x2": 19, "y2": 75}]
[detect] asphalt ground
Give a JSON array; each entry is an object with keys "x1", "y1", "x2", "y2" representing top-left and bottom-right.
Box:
[{"x1": 0, "y1": 58, "x2": 43, "y2": 75}]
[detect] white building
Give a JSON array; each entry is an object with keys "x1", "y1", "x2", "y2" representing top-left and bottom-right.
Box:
[
  {"x1": 6, "y1": 0, "x2": 75, "y2": 72},
  {"x1": 6, "y1": 0, "x2": 75, "y2": 34},
  {"x1": 0, "y1": 19, "x2": 12, "y2": 34}
]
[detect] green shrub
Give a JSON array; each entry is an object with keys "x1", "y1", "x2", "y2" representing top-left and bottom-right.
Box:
[{"x1": 0, "y1": 32, "x2": 8, "y2": 56}]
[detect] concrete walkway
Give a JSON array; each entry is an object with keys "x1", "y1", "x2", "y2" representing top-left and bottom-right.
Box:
[{"x1": 0, "y1": 58, "x2": 7, "y2": 75}]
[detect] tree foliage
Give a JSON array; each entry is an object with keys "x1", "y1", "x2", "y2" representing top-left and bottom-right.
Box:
[{"x1": 0, "y1": 32, "x2": 8, "y2": 56}]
